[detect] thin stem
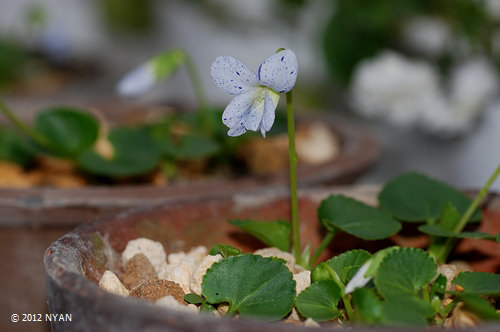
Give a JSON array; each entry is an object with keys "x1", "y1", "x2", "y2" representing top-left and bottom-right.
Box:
[
  {"x1": 322, "y1": 263, "x2": 354, "y2": 321},
  {"x1": 310, "y1": 230, "x2": 337, "y2": 267},
  {"x1": 342, "y1": 294, "x2": 355, "y2": 322},
  {"x1": 0, "y1": 100, "x2": 49, "y2": 147},
  {"x1": 434, "y1": 164, "x2": 500, "y2": 262},
  {"x1": 286, "y1": 91, "x2": 301, "y2": 264}
]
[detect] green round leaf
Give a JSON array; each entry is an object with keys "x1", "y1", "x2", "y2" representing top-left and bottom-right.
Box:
[
  {"x1": 453, "y1": 272, "x2": 500, "y2": 295},
  {"x1": 319, "y1": 195, "x2": 401, "y2": 240},
  {"x1": 202, "y1": 254, "x2": 296, "y2": 320},
  {"x1": 77, "y1": 127, "x2": 161, "y2": 177},
  {"x1": 374, "y1": 248, "x2": 437, "y2": 299},
  {"x1": 34, "y1": 107, "x2": 99, "y2": 157},
  {"x1": 295, "y1": 280, "x2": 341, "y2": 321},
  {"x1": 379, "y1": 172, "x2": 481, "y2": 223}
]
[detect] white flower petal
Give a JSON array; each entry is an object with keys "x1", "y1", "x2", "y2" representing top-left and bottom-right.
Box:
[
  {"x1": 227, "y1": 124, "x2": 247, "y2": 137},
  {"x1": 344, "y1": 261, "x2": 372, "y2": 294},
  {"x1": 259, "y1": 89, "x2": 280, "y2": 137},
  {"x1": 244, "y1": 89, "x2": 267, "y2": 131},
  {"x1": 222, "y1": 91, "x2": 256, "y2": 128},
  {"x1": 116, "y1": 64, "x2": 156, "y2": 97},
  {"x1": 258, "y1": 49, "x2": 298, "y2": 93},
  {"x1": 211, "y1": 56, "x2": 258, "y2": 95}
]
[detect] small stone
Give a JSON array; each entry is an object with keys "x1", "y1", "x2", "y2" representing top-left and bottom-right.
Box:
[
  {"x1": 254, "y1": 247, "x2": 296, "y2": 272},
  {"x1": 217, "y1": 303, "x2": 230, "y2": 316},
  {"x1": 294, "y1": 271, "x2": 311, "y2": 295},
  {"x1": 443, "y1": 303, "x2": 480, "y2": 328},
  {"x1": 130, "y1": 279, "x2": 185, "y2": 304},
  {"x1": 304, "y1": 318, "x2": 321, "y2": 328},
  {"x1": 438, "y1": 264, "x2": 458, "y2": 292},
  {"x1": 122, "y1": 253, "x2": 157, "y2": 290},
  {"x1": 159, "y1": 263, "x2": 193, "y2": 294},
  {"x1": 190, "y1": 254, "x2": 223, "y2": 295},
  {"x1": 122, "y1": 238, "x2": 167, "y2": 275},
  {"x1": 296, "y1": 123, "x2": 339, "y2": 165},
  {"x1": 99, "y1": 270, "x2": 129, "y2": 297}
]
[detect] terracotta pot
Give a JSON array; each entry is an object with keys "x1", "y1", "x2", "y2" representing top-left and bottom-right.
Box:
[{"x1": 44, "y1": 187, "x2": 500, "y2": 331}]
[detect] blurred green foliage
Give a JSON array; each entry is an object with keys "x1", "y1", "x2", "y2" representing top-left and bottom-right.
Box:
[
  {"x1": 100, "y1": 0, "x2": 154, "y2": 33},
  {"x1": 323, "y1": 0, "x2": 494, "y2": 86}
]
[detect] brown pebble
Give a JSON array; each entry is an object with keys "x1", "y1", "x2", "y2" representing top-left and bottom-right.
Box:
[
  {"x1": 122, "y1": 253, "x2": 157, "y2": 290},
  {"x1": 129, "y1": 279, "x2": 185, "y2": 304}
]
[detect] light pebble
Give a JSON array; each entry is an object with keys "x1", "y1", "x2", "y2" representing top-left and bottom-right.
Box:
[
  {"x1": 190, "y1": 254, "x2": 223, "y2": 295},
  {"x1": 254, "y1": 247, "x2": 296, "y2": 272},
  {"x1": 293, "y1": 271, "x2": 311, "y2": 295},
  {"x1": 168, "y1": 246, "x2": 208, "y2": 271},
  {"x1": 122, "y1": 238, "x2": 167, "y2": 275},
  {"x1": 159, "y1": 263, "x2": 193, "y2": 294},
  {"x1": 156, "y1": 295, "x2": 199, "y2": 314},
  {"x1": 98, "y1": 270, "x2": 129, "y2": 297},
  {"x1": 304, "y1": 318, "x2": 320, "y2": 328}
]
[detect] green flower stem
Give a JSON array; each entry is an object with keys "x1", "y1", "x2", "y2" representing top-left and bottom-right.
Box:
[
  {"x1": 310, "y1": 230, "x2": 337, "y2": 267},
  {"x1": 286, "y1": 91, "x2": 301, "y2": 264},
  {"x1": 433, "y1": 164, "x2": 500, "y2": 263},
  {"x1": 322, "y1": 263, "x2": 354, "y2": 321},
  {"x1": 183, "y1": 53, "x2": 212, "y2": 134},
  {"x1": 0, "y1": 100, "x2": 49, "y2": 148}
]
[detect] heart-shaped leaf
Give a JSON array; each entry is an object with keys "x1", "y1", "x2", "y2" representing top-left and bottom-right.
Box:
[
  {"x1": 34, "y1": 107, "x2": 99, "y2": 157},
  {"x1": 319, "y1": 195, "x2": 401, "y2": 240},
  {"x1": 295, "y1": 280, "x2": 341, "y2": 321},
  {"x1": 311, "y1": 249, "x2": 371, "y2": 287},
  {"x1": 379, "y1": 172, "x2": 481, "y2": 223},
  {"x1": 374, "y1": 248, "x2": 437, "y2": 299},
  {"x1": 0, "y1": 127, "x2": 34, "y2": 166},
  {"x1": 229, "y1": 220, "x2": 291, "y2": 252},
  {"x1": 453, "y1": 272, "x2": 500, "y2": 295},
  {"x1": 77, "y1": 127, "x2": 161, "y2": 177},
  {"x1": 202, "y1": 254, "x2": 295, "y2": 320}
]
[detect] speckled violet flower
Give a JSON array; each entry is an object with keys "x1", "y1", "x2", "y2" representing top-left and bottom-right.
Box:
[{"x1": 211, "y1": 49, "x2": 298, "y2": 137}]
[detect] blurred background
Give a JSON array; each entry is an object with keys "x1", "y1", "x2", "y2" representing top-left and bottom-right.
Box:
[{"x1": 0, "y1": 0, "x2": 499, "y2": 189}]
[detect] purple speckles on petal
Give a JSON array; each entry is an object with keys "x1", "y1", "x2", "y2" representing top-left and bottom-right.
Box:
[
  {"x1": 224, "y1": 118, "x2": 227, "y2": 120},
  {"x1": 281, "y1": 56, "x2": 284, "y2": 62},
  {"x1": 290, "y1": 71, "x2": 294, "y2": 75},
  {"x1": 258, "y1": 64, "x2": 262, "y2": 80},
  {"x1": 236, "y1": 71, "x2": 240, "y2": 76}
]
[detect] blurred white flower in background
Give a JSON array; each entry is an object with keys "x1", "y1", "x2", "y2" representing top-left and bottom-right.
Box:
[
  {"x1": 485, "y1": 0, "x2": 500, "y2": 20},
  {"x1": 351, "y1": 51, "x2": 498, "y2": 137},
  {"x1": 402, "y1": 16, "x2": 451, "y2": 57}
]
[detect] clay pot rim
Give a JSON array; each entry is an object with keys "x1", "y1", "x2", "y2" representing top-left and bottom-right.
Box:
[{"x1": 44, "y1": 188, "x2": 500, "y2": 331}]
